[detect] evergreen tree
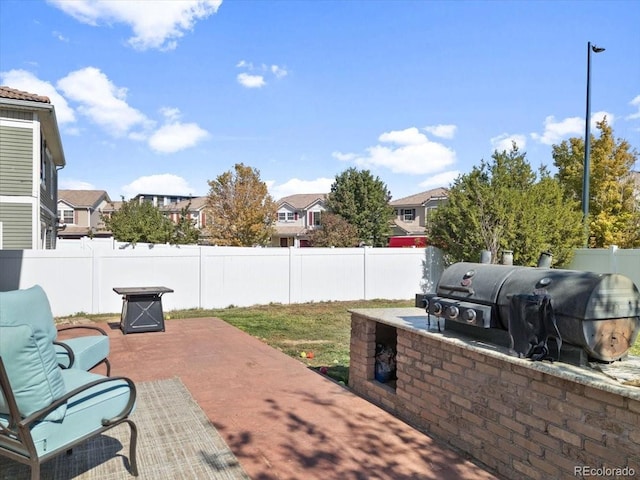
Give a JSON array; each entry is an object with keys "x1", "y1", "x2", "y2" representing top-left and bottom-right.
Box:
[
  {"x1": 429, "y1": 144, "x2": 583, "y2": 266},
  {"x1": 325, "y1": 168, "x2": 394, "y2": 247},
  {"x1": 102, "y1": 198, "x2": 174, "y2": 245},
  {"x1": 171, "y1": 202, "x2": 200, "y2": 245}
]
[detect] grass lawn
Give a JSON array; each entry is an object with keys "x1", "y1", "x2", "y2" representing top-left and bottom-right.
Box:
[{"x1": 167, "y1": 299, "x2": 414, "y2": 383}]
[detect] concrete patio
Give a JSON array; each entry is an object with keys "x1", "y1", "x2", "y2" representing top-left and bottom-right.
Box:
[{"x1": 65, "y1": 317, "x2": 500, "y2": 480}]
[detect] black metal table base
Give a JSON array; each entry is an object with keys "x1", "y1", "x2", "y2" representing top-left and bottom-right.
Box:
[{"x1": 113, "y1": 287, "x2": 173, "y2": 334}]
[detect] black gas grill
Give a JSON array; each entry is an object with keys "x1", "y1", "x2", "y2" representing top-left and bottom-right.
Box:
[{"x1": 419, "y1": 258, "x2": 640, "y2": 363}]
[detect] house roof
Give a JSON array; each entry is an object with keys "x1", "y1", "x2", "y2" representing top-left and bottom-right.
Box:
[
  {"x1": 103, "y1": 201, "x2": 124, "y2": 212},
  {"x1": 164, "y1": 196, "x2": 208, "y2": 212},
  {"x1": 0, "y1": 86, "x2": 51, "y2": 103},
  {"x1": 390, "y1": 187, "x2": 448, "y2": 207},
  {"x1": 393, "y1": 219, "x2": 427, "y2": 235},
  {"x1": 58, "y1": 190, "x2": 110, "y2": 209},
  {"x1": 0, "y1": 86, "x2": 66, "y2": 167},
  {"x1": 274, "y1": 225, "x2": 308, "y2": 236},
  {"x1": 277, "y1": 193, "x2": 327, "y2": 210}
]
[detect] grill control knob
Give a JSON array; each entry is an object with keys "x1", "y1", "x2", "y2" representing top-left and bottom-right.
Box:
[
  {"x1": 446, "y1": 306, "x2": 459, "y2": 319},
  {"x1": 463, "y1": 309, "x2": 476, "y2": 323},
  {"x1": 433, "y1": 302, "x2": 443, "y2": 315}
]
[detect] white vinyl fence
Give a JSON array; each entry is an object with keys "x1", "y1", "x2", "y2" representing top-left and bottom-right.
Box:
[
  {"x1": 568, "y1": 246, "x2": 640, "y2": 289},
  {"x1": 0, "y1": 246, "x2": 439, "y2": 317}
]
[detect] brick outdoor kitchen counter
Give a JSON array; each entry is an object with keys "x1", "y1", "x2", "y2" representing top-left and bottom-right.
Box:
[{"x1": 348, "y1": 308, "x2": 640, "y2": 480}]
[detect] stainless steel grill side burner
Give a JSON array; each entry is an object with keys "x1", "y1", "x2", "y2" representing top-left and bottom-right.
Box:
[{"x1": 421, "y1": 261, "x2": 640, "y2": 363}]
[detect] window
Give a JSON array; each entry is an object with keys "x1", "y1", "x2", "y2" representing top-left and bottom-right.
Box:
[
  {"x1": 278, "y1": 212, "x2": 295, "y2": 222},
  {"x1": 311, "y1": 211, "x2": 321, "y2": 226},
  {"x1": 58, "y1": 209, "x2": 74, "y2": 224},
  {"x1": 402, "y1": 209, "x2": 415, "y2": 222}
]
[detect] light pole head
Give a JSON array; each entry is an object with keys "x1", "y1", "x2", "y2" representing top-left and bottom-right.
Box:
[{"x1": 592, "y1": 45, "x2": 605, "y2": 53}]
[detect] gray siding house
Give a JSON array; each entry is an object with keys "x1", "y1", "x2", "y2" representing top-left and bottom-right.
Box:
[{"x1": 0, "y1": 86, "x2": 66, "y2": 249}]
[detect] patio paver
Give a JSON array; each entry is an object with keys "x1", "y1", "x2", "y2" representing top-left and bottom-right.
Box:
[{"x1": 80, "y1": 318, "x2": 500, "y2": 480}]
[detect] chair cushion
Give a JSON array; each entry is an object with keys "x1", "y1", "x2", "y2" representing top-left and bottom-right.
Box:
[
  {"x1": 28, "y1": 369, "x2": 135, "y2": 456},
  {"x1": 55, "y1": 335, "x2": 110, "y2": 371},
  {"x1": 0, "y1": 324, "x2": 67, "y2": 421},
  {"x1": 0, "y1": 285, "x2": 57, "y2": 342}
]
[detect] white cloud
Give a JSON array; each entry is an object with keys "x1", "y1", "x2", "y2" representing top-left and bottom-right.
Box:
[
  {"x1": 531, "y1": 115, "x2": 583, "y2": 145},
  {"x1": 333, "y1": 126, "x2": 456, "y2": 175},
  {"x1": 269, "y1": 177, "x2": 334, "y2": 200},
  {"x1": 148, "y1": 121, "x2": 209, "y2": 153},
  {"x1": 531, "y1": 112, "x2": 614, "y2": 145},
  {"x1": 490, "y1": 133, "x2": 527, "y2": 153},
  {"x1": 48, "y1": 0, "x2": 222, "y2": 51},
  {"x1": 53, "y1": 31, "x2": 69, "y2": 42},
  {"x1": 626, "y1": 95, "x2": 640, "y2": 120},
  {"x1": 418, "y1": 170, "x2": 460, "y2": 190},
  {"x1": 271, "y1": 65, "x2": 288, "y2": 79},
  {"x1": 237, "y1": 73, "x2": 265, "y2": 88},
  {"x1": 332, "y1": 152, "x2": 356, "y2": 162},
  {"x1": 57, "y1": 67, "x2": 152, "y2": 137},
  {"x1": 121, "y1": 174, "x2": 195, "y2": 199},
  {"x1": 59, "y1": 178, "x2": 96, "y2": 190},
  {"x1": 424, "y1": 124, "x2": 457, "y2": 139},
  {"x1": 236, "y1": 60, "x2": 287, "y2": 87},
  {"x1": 0, "y1": 69, "x2": 76, "y2": 124}
]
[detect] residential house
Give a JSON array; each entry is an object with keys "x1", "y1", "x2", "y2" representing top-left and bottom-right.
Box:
[
  {"x1": 162, "y1": 196, "x2": 210, "y2": 243},
  {"x1": 0, "y1": 86, "x2": 66, "y2": 249},
  {"x1": 132, "y1": 193, "x2": 195, "y2": 208},
  {"x1": 272, "y1": 193, "x2": 327, "y2": 247},
  {"x1": 388, "y1": 187, "x2": 448, "y2": 247},
  {"x1": 57, "y1": 190, "x2": 113, "y2": 239},
  {"x1": 162, "y1": 196, "x2": 208, "y2": 230}
]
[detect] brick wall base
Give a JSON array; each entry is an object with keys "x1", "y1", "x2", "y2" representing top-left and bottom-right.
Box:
[{"x1": 349, "y1": 309, "x2": 640, "y2": 480}]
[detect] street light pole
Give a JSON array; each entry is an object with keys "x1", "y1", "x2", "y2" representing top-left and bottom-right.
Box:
[{"x1": 582, "y1": 41, "x2": 605, "y2": 246}]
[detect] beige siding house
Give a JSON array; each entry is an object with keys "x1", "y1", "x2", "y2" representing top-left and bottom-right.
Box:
[
  {"x1": 57, "y1": 190, "x2": 112, "y2": 239},
  {"x1": 0, "y1": 86, "x2": 65, "y2": 249},
  {"x1": 162, "y1": 196, "x2": 208, "y2": 230},
  {"x1": 272, "y1": 193, "x2": 327, "y2": 247},
  {"x1": 388, "y1": 187, "x2": 448, "y2": 247}
]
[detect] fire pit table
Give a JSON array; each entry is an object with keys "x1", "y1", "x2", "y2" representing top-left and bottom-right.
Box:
[{"x1": 113, "y1": 286, "x2": 174, "y2": 334}]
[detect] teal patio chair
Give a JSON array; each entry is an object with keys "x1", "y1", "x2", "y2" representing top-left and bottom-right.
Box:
[
  {"x1": 0, "y1": 285, "x2": 111, "y2": 375},
  {"x1": 0, "y1": 313, "x2": 138, "y2": 479}
]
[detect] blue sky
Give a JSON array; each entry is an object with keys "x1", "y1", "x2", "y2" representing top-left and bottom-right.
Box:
[{"x1": 1, "y1": 0, "x2": 639, "y2": 201}]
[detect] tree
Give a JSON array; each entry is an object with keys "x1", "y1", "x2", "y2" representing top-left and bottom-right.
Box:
[
  {"x1": 103, "y1": 198, "x2": 174, "y2": 245},
  {"x1": 308, "y1": 212, "x2": 360, "y2": 247},
  {"x1": 325, "y1": 168, "x2": 394, "y2": 247},
  {"x1": 171, "y1": 203, "x2": 200, "y2": 245},
  {"x1": 205, "y1": 163, "x2": 277, "y2": 246},
  {"x1": 552, "y1": 118, "x2": 640, "y2": 248},
  {"x1": 428, "y1": 145, "x2": 583, "y2": 266}
]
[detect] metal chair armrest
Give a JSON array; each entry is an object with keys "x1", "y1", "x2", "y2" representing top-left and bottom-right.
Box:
[
  {"x1": 53, "y1": 340, "x2": 76, "y2": 369},
  {"x1": 57, "y1": 325, "x2": 108, "y2": 336}
]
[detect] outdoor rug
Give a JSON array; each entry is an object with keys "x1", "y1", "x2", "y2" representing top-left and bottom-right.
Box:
[{"x1": 0, "y1": 377, "x2": 250, "y2": 480}]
